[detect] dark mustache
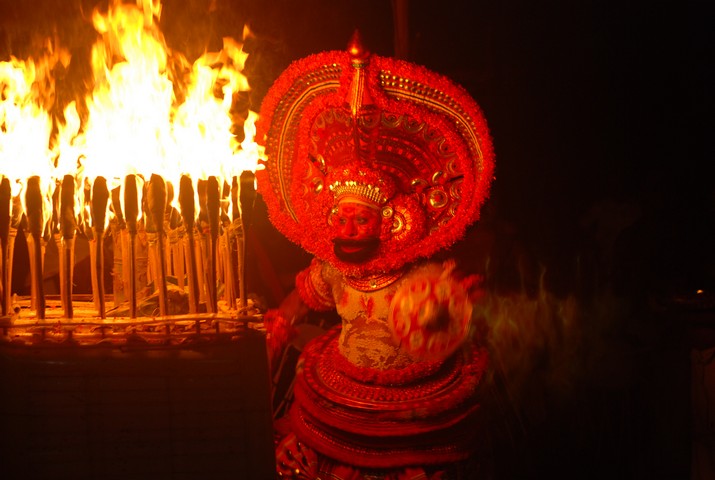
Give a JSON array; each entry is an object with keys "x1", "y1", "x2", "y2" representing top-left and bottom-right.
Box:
[{"x1": 332, "y1": 237, "x2": 379, "y2": 248}]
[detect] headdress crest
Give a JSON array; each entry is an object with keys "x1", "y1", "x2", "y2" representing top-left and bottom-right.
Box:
[{"x1": 257, "y1": 32, "x2": 495, "y2": 276}]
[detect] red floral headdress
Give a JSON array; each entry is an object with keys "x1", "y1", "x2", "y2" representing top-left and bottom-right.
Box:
[{"x1": 256, "y1": 32, "x2": 495, "y2": 277}]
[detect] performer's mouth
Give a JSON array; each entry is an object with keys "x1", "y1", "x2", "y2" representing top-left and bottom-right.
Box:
[{"x1": 332, "y1": 237, "x2": 380, "y2": 263}]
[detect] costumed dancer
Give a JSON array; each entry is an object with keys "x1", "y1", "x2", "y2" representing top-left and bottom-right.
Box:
[{"x1": 257, "y1": 31, "x2": 495, "y2": 479}]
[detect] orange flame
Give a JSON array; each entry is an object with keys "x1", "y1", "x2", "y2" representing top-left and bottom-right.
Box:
[
  {"x1": 2, "y1": 0, "x2": 261, "y2": 231},
  {"x1": 1, "y1": 42, "x2": 69, "y2": 229},
  {"x1": 74, "y1": 0, "x2": 260, "y2": 224}
]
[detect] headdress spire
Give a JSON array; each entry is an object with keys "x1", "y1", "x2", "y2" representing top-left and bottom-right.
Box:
[{"x1": 346, "y1": 30, "x2": 373, "y2": 118}]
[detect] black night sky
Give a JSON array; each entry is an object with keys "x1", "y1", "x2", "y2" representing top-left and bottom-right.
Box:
[{"x1": 1, "y1": 0, "x2": 711, "y2": 478}]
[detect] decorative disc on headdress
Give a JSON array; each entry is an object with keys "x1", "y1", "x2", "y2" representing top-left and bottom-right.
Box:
[{"x1": 257, "y1": 32, "x2": 495, "y2": 276}]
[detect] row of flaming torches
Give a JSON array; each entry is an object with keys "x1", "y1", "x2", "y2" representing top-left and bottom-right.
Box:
[{"x1": 0, "y1": 170, "x2": 256, "y2": 321}]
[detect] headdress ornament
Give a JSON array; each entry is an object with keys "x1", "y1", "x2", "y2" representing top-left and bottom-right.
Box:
[{"x1": 257, "y1": 32, "x2": 495, "y2": 276}]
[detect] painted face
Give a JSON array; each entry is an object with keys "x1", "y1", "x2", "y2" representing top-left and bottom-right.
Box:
[{"x1": 331, "y1": 202, "x2": 382, "y2": 263}]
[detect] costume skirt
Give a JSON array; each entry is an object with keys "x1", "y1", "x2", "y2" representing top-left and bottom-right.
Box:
[{"x1": 287, "y1": 327, "x2": 489, "y2": 469}]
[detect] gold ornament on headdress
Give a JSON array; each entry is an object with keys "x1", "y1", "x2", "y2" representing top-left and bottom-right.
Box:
[{"x1": 329, "y1": 180, "x2": 388, "y2": 206}]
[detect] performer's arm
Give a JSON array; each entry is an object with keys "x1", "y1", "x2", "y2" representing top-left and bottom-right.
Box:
[
  {"x1": 274, "y1": 288, "x2": 311, "y2": 326},
  {"x1": 265, "y1": 258, "x2": 334, "y2": 363}
]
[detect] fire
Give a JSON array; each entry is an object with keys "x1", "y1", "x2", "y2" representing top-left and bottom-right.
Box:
[
  {"x1": 83, "y1": 0, "x2": 174, "y2": 184},
  {"x1": 2, "y1": 0, "x2": 260, "y2": 220},
  {"x1": 1, "y1": 55, "x2": 57, "y2": 220},
  {"x1": 78, "y1": 0, "x2": 259, "y2": 224},
  {"x1": 0, "y1": 0, "x2": 262, "y2": 318}
]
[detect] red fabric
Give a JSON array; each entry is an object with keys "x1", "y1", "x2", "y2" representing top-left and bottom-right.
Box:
[
  {"x1": 276, "y1": 432, "x2": 467, "y2": 479},
  {"x1": 286, "y1": 327, "x2": 488, "y2": 469}
]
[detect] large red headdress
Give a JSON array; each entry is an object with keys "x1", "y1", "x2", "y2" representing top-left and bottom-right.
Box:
[{"x1": 256, "y1": 33, "x2": 495, "y2": 277}]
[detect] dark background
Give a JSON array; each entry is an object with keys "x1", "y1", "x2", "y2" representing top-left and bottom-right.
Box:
[{"x1": 1, "y1": 1, "x2": 711, "y2": 478}]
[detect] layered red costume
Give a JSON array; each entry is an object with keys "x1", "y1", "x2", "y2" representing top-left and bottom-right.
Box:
[{"x1": 257, "y1": 33, "x2": 495, "y2": 479}]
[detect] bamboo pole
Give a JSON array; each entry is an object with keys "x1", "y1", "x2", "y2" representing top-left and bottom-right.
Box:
[
  {"x1": 91, "y1": 177, "x2": 109, "y2": 318},
  {"x1": 179, "y1": 175, "x2": 199, "y2": 314},
  {"x1": 238, "y1": 171, "x2": 256, "y2": 313},
  {"x1": 0, "y1": 177, "x2": 11, "y2": 316},
  {"x1": 206, "y1": 175, "x2": 220, "y2": 314},
  {"x1": 226, "y1": 176, "x2": 240, "y2": 309},
  {"x1": 25, "y1": 176, "x2": 46, "y2": 319},
  {"x1": 110, "y1": 186, "x2": 126, "y2": 307},
  {"x1": 50, "y1": 182, "x2": 63, "y2": 313},
  {"x1": 60, "y1": 174, "x2": 76, "y2": 319},
  {"x1": 124, "y1": 174, "x2": 139, "y2": 318},
  {"x1": 147, "y1": 174, "x2": 168, "y2": 317}
]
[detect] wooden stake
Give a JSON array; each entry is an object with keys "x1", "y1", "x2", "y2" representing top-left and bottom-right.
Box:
[
  {"x1": 25, "y1": 176, "x2": 45, "y2": 319},
  {"x1": 124, "y1": 174, "x2": 139, "y2": 318},
  {"x1": 179, "y1": 175, "x2": 199, "y2": 314},
  {"x1": 206, "y1": 176, "x2": 220, "y2": 313},
  {"x1": 2, "y1": 227, "x2": 17, "y2": 315},
  {"x1": 110, "y1": 186, "x2": 126, "y2": 307},
  {"x1": 60, "y1": 175, "x2": 76, "y2": 319},
  {"x1": 91, "y1": 177, "x2": 109, "y2": 319},
  {"x1": 238, "y1": 171, "x2": 256, "y2": 313},
  {"x1": 0, "y1": 177, "x2": 11, "y2": 316},
  {"x1": 147, "y1": 174, "x2": 168, "y2": 317}
]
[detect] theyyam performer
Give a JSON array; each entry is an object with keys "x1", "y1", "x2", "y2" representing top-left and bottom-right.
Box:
[{"x1": 257, "y1": 31, "x2": 495, "y2": 479}]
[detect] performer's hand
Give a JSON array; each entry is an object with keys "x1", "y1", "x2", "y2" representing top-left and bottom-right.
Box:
[
  {"x1": 388, "y1": 261, "x2": 482, "y2": 361},
  {"x1": 264, "y1": 309, "x2": 297, "y2": 368},
  {"x1": 264, "y1": 289, "x2": 310, "y2": 368}
]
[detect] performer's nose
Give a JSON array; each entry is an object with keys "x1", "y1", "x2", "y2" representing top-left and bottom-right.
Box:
[{"x1": 341, "y1": 218, "x2": 357, "y2": 237}]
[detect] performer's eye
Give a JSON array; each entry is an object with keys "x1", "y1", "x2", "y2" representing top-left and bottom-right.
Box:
[{"x1": 356, "y1": 216, "x2": 368, "y2": 225}]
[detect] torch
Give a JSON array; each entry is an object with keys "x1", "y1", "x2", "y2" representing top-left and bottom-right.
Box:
[
  {"x1": 169, "y1": 207, "x2": 185, "y2": 292},
  {"x1": 0, "y1": 177, "x2": 11, "y2": 316},
  {"x1": 124, "y1": 174, "x2": 139, "y2": 318},
  {"x1": 82, "y1": 180, "x2": 99, "y2": 312},
  {"x1": 91, "y1": 177, "x2": 109, "y2": 318},
  {"x1": 3, "y1": 194, "x2": 23, "y2": 315},
  {"x1": 165, "y1": 182, "x2": 184, "y2": 291},
  {"x1": 59, "y1": 175, "x2": 77, "y2": 319},
  {"x1": 197, "y1": 179, "x2": 211, "y2": 312},
  {"x1": 50, "y1": 182, "x2": 64, "y2": 313},
  {"x1": 219, "y1": 186, "x2": 234, "y2": 306},
  {"x1": 25, "y1": 176, "x2": 46, "y2": 319},
  {"x1": 110, "y1": 185, "x2": 127, "y2": 308},
  {"x1": 226, "y1": 176, "x2": 240, "y2": 309},
  {"x1": 238, "y1": 170, "x2": 256, "y2": 313},
  {"x1": 147, "y1": 174, "x2": 168, "y2": 317},
  {"x1": 205, "y1": 176, "x2": 220, "y2": 314},
  {"x1": 179, "y1": 175, "x2": 200, "y2": 314}
]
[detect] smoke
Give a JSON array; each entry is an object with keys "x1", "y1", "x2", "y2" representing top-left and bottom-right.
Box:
[{"x1": 472, "y1": 266, "x2": 638, "y2": 443}]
